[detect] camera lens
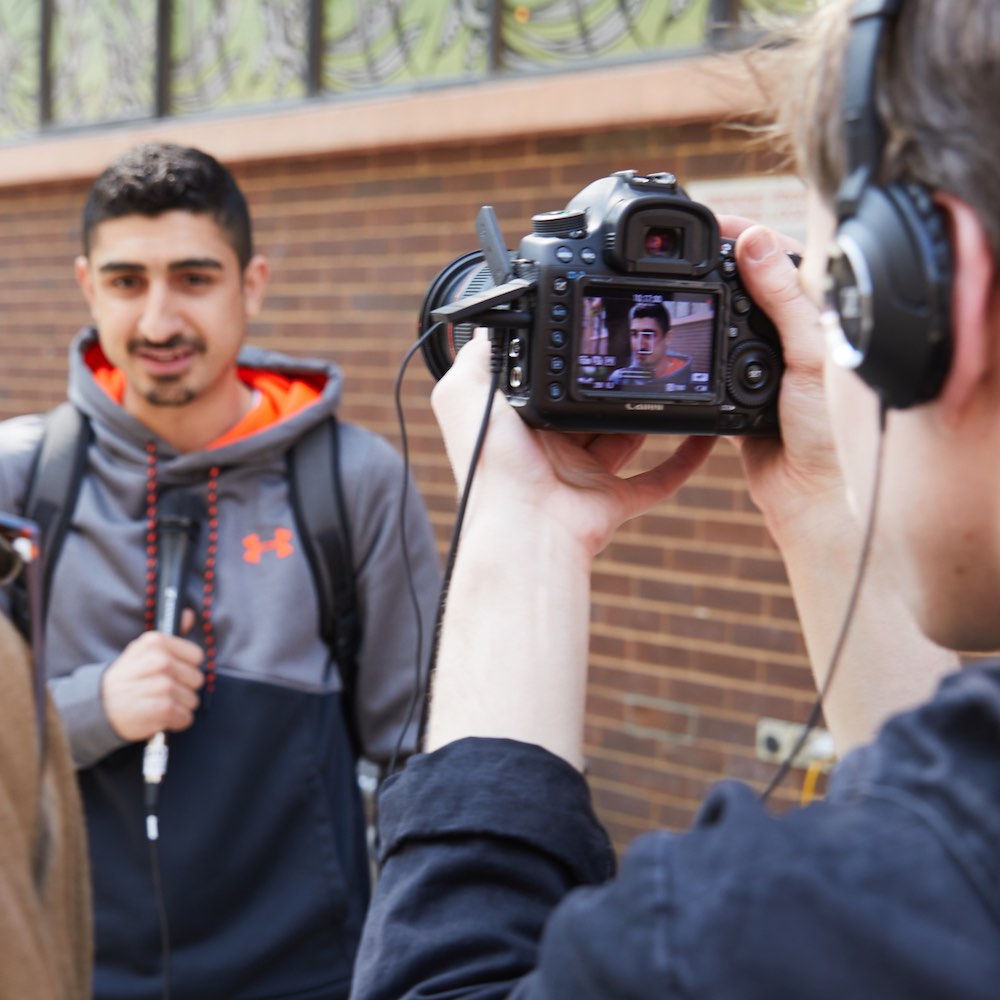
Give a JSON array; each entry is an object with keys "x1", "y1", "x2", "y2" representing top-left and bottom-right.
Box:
[{"x1": 418, "y1": 251, "x2": 496, "y2": 380}]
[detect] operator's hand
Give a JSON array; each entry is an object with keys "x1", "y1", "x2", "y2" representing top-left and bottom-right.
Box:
[
  {"x1": 101, "y1": 608, "x2": 205, "y2": 742},
  {"x1": 432, "y1": 333, "x2": 716, "y2": 559},
  {"x1": 720, "y1": 218, "x2": 960, "y2": 752},
  {"x1": 720, "y1": 217, "x2": 847, "y2": 546}
]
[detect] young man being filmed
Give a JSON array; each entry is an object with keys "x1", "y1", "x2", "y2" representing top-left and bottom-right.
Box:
[
  {"x1": 0, "y1": 142, "x2": 441, "y2": 999},
  {"x1": 349, "y1": 0, "x2": 1000, "y2": 996}
]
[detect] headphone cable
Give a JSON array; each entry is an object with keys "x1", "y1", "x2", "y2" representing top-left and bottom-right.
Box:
[{"x1": 760, "y1": 400, "x2": 888, "y2": 803}]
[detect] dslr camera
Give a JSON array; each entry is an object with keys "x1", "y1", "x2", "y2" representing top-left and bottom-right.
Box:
[{"x1": 418, "y1": 169, "x2": 783, "y2": 435}]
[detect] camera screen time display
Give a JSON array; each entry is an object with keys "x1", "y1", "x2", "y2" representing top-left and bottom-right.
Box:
[{"x1": 574, "y1": 284, "x2": 718, "y2": 400}]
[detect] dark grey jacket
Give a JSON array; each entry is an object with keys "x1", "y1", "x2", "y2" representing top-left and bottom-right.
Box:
[{"x1": 354, "y1": 664, "x2": 1000, "y2": 999}]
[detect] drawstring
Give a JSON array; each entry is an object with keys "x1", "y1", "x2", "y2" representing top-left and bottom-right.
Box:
[{"x1": 142, "y1": 442, "x2": 220, "y2": 697}]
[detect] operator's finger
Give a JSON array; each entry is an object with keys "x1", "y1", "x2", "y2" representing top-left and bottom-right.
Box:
[
  {"x1": 717, "y1": 214, "x2": 804, "y2": 256},
  {"x1": 431, "y1": 332, "x2": 506, "y2": 482},
  {"x1": 620, "y1": 435, "x2": 716, "y2": 521},
  {"x1": 584, "y1": 432, "x2": 647, "y2": 475}
]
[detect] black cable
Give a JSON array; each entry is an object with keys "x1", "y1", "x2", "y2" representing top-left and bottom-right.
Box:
[
  {"x1": 386, "y1": 322, "x2": 441, "y2": 776},
  {"x1": 371, "y1": 325, "x2": 497, "y2": 865},
  {"x1": 759, "y1": 400, "x2": 889, "y2": 803},
  {"x1": 146, "y1": 797, "x2": 172, "y2": 1000},
  {"x1": 415, "y1": 339, "x2": 502, "y2": 749}
]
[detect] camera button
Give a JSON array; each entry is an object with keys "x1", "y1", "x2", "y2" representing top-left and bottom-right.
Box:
[
  {"x1": 551, "y1": 304, "x2": 569, "y2": 322},
  {"x1": 510, "y1": 366, "x2": 525, "y2": 389},
  {"x1": 580, "y1": 248, "x2": 597, "y2": 264},
  {"x1": 547, "y1": 382, "x2": 564, "y2": 401},
  {"x1": 552, "y1": 276, "x2": 569, "y2": 295},
  {"x1": 727, "y1": 341, "x2": 781, "y2": 409},
  {"x1": 722, "y1": 257, "x2": 738, "y2": 278},
  {"x1": 719, "y1": 412, "x2": 747, "y2": 431},
  {"x1": 508, "y1": 338, "x2": 524, "y2": 359},
  {"x1": 728, "y1": 325, "x2": 740, "y2": 339},
  {"x1": 548, "y1": 356, "x2": 566, "y2": 375},
  {"x1": 732, "y1": 294, "x2": 752, "y2": 316},
  {"x1": 550, "y1": 329, "x2": 567, "y2": 348},
  {"x1": 556, "y1": 246, "x2": 574, "y2": 263}
]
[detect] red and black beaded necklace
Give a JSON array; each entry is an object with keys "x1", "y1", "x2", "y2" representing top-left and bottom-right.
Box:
[{"x1": 142, "y1": 440, "x2": 221, "y2": 694}]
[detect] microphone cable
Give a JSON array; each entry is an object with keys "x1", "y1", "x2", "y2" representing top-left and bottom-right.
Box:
[
  {"x1": 389, "y1": 325, "x2": 502, "y2": 766},
  {"x1": 143, "y1": 488, "x2": 203, "y2": 1000},
  {"x1": 759, "y1": 400, "x2": 888, "y2": 804},
  {"x1": 148, "y1": 829, "x2": 172, "y2": 1000}
]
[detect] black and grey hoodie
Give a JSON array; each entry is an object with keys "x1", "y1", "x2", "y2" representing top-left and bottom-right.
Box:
[{"x1": 0, "y1": 327, "x2": 442, "y2": 1000}]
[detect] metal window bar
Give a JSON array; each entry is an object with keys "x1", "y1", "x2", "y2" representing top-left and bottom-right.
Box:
[
  {"x1": 155, "y1": 0, "x2": 172, "y2": 118},
  {"x1": 39, "y1": 0, "x2": 54, "y2": 126}
]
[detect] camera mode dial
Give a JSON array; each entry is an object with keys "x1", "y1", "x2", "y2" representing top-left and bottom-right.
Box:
[{"x1": 532, "y1": 209, "x2": 588, "y2": 238}]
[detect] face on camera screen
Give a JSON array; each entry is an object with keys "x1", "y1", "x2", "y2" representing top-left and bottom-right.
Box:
[{"x1": 574, "y1": 285, "x2": 717, "y2": 400}]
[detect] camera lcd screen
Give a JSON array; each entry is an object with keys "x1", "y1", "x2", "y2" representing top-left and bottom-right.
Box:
[{"x1": 574, "y1": 283, "x2": 719, "y2": 401}]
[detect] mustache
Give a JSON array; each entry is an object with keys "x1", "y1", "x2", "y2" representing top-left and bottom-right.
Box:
[{"x1": 127, "y1": 334, "x2": 205, "y2": 354}]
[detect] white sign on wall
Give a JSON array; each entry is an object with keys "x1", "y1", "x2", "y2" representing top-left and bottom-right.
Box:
[{"x1": 686, "y1": 174, "x2": 809, "y2": 246}]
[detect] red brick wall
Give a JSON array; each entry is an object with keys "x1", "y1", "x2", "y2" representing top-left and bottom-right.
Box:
[{"x1": 0, "y1": 121, "x2": 817, "y2": 854}]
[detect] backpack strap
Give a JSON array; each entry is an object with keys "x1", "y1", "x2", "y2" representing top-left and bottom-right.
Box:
[
  {"x1": 287, "y1": 416, "x2": 362, "y2": 756},
  {"x1": 13, "y1": 403, "x2": 92, "y2": 640}
]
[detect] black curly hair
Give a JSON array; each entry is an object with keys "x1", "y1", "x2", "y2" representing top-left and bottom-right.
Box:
[{"x1": 81, "y1": 142, "x2": 253, "y2": 268}]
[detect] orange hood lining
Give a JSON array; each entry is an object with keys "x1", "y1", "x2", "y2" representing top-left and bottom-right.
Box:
[{"x1": 84, "y1": 341, "x2": 326, "y2": 449}]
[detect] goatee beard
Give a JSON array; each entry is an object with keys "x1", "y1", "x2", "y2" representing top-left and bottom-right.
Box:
[{"x1": 142, "y1": 382, "x2": 197, "y2": 407}]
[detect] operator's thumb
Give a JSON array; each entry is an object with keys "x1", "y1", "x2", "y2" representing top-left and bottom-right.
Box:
[{"x1": 735, "y1": 226, "x2": 819, "y2": 371}]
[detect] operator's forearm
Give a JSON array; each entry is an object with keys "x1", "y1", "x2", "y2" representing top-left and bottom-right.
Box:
[
  {"x1": 425, "y1": 513, "x2": 592, "y2": 770},
  {"x1": 777, "y1": 508, "x2": 958, "y2": 755}
]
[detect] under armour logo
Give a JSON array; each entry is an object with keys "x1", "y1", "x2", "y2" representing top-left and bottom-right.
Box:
[{"x1": 243, "y1": 529, "x2": 295, "y2": 563}]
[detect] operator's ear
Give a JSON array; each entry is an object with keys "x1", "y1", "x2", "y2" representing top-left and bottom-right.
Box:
[{"x1": 935, "y1": 194, "x2": 1000, "y2": 426}]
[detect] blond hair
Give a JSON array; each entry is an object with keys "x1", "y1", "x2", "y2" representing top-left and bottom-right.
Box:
[{"x1": 763, "y1": 0, "x2": 1000, "y2": 253}]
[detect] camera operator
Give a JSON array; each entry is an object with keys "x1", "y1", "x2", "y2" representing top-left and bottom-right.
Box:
[{"x1": 350, "y1": 0, "x2": 1000, "y2": 996}]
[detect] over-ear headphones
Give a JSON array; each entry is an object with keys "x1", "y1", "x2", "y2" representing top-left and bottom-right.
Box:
[{"x1": 825, "y1": 0, "x2": 952, "y2": 409}]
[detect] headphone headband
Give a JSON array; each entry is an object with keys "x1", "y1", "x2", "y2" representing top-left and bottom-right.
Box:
[{"x1": 837, "y1": 0, "x2": 901, "y2": 215}]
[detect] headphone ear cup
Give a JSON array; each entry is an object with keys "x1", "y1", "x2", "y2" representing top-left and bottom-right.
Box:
[{"x1": 827, "y1": 181, "x2": 952, "y2": 409}]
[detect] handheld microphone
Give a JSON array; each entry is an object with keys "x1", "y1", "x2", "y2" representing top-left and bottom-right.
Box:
[{"x1": 143, "y1": 490, "x2": 204, "y2": 840}]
